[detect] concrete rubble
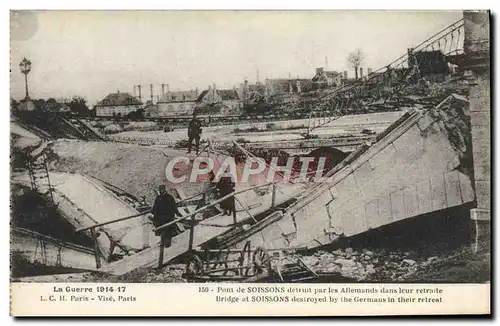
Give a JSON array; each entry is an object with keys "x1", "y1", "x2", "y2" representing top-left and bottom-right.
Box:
[{"x1": 275, "y1": 248, "x2": 445, "y2": 282}]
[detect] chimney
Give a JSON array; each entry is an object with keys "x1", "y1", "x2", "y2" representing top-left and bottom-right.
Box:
[
  {"x1": 360, "y1": 67, "x2": 363, "y2": 78},
  {"x1": 213, "y1": 83, "x2": 216, "y2": 100},
  {"x1": 325, "y1": 56, "x2": 328, "y2": 70},
  {"x1": 138, "y1": 85, "x2": 142, "y2": 102},
  {"x1": 166, "y1": 84, "x2": 170, "y2": 93},
  {"x1": 161, "y1": 84, "x2": 165, "y2": 98},
  {"x1": 133, "y1": 85, "x2": 136, "y2": 98},
  {"x1": 150, "y1": 84, "x2": 154, "y2": 102}
]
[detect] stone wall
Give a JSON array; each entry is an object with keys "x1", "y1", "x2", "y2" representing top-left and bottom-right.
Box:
[{"x1": 463, "y1": 11, "x2": 491, "y2": 224}]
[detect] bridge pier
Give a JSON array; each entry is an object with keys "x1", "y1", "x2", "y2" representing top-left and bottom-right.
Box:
[{"x1": 463, "y1": 11, "x2": 491, "y2": 251}]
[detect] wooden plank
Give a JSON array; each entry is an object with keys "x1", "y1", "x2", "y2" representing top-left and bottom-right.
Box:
[
  {"x1": 154, "y1": 183, "x2": 273, "y2": 232},
  {"x1": 102, "y1": 221, "x2": 232, "y2": 275},
  {"x1": 75, "y1": 211, "x2": 149, "y2": 233},
  {"x1": 102, "y1": 185, "x2": 301, "y2": 276}
]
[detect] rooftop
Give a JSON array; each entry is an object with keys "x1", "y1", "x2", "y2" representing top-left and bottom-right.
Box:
[{"x1": 97, "y1": 92, "x2": 142, "y2": 106}]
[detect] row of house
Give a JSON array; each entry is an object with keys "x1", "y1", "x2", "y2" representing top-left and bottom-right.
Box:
[
  {"x1": 94, "y1": 50, "x2": 451, "y2": 117},
  {"x1": 95, "y1": 85, "x2": 243, "y2": 117},
  {"x1": 94, "y1": 64, "x2": 355, "y2": 117}
]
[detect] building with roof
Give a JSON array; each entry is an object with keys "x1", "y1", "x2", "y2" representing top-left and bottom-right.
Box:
[
  {"x1": 264, "y1": 78, "x2": 312, "y2": 104},
  {"x1": 144, "y1": 103, "x2": 160, "y2": 117},
  {"x1": 95, "y1": 91, "x2": 143, "y2": 117},
  {"x1": 312, "y1": 67, "x2": 342, "y2": 89},
  {"x1": 239, "y1": 80, "x2": 266, "y2": 106},
  {"x1": 156, "y1": 88, "x2": 199, "y2": 116},
  {"x1": 196, "y1": 84, "x2": 243, "y2": 115}
]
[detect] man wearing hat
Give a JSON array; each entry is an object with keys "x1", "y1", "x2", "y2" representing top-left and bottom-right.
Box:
[{"x1": 151, "y1": 185, "x2": 180, "y2": 251}]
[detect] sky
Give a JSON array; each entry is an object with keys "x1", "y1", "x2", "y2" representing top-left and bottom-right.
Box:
[{"x1": 10, "y1": 10, "x2": 463, "y2": 106}]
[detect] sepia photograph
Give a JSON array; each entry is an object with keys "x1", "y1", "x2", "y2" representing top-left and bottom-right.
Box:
[{"x1": 9, "y1": 9, "x2": 491, "y2": 315}]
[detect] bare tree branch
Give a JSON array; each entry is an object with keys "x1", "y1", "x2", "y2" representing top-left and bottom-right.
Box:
[{"x1": 347, "y1": 48, "x2": 365, "y2": 79}]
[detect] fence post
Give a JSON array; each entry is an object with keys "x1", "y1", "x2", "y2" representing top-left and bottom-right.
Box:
[
  {"x1": 188, "y1": 214, "x2": 196, "y2": 252},
  {"x1": 157, "y1": 233, "x2": 165, "y2": 268},
  {"x1": 271, "y1": 183, "x2": 276, "y2": 208},
  {"x1": 90, "y1": 228, "x2": 101, "y2": 269}
]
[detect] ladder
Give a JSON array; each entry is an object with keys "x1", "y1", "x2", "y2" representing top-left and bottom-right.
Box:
[{"x1": 27, "y1": 152, "x2": 55, "y2": 205}]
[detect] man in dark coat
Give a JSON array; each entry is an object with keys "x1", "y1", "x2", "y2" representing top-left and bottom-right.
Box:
[
  {"x1": 151, "y1": 185, "x2": 180, "y2": 249},
  {"x1": 187, "y1": 111, "x2": 202, "y2": 155},
  {"x1": 216, "y1": 176, "x2": 237, "y2": 224}
]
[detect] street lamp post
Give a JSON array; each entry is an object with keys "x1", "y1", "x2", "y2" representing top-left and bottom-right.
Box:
[{"x1": 19, "y1": 57, "x2": 32, "y2": 100}]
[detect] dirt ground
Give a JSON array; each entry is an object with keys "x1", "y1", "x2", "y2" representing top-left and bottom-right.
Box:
[{"x1": 46, "y1": 139, "x2": 206, "y2": 204}]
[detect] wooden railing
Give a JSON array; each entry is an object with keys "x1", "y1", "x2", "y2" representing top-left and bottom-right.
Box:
[{"x1": 75, "y1": 182, "x2": 279, "y2": 269}]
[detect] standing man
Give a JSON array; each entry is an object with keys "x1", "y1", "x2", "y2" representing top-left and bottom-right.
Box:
[
  {"x1": 216, "y1": 175, "x2": 237, "y2": 225},
  {"x1": 187, "y1": 111, "x2": 202, "y2": 155},
  {"x1": 151, "y1": 185, "x2": 180, "y2": 267}
]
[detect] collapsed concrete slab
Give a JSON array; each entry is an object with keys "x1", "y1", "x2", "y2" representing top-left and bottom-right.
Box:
[
  {"x1": 242, "y1": 94, "x2": 475, "y2": 250},
  {"x1": 11, "y1": 226, "x2": 99, "y2": 272},
  {"x1": 11, "y1": 172, "x2": 156, "y2": 262}
]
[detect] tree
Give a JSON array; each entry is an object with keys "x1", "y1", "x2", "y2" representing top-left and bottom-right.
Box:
[
  {"x1": 126, "y1": 108, "x2": 145, "y2": 119},
  {"x1": 10, "y1": 98, "x2": 18, "y2": 114},
  {"x1": 43, "y1": 98, "x2": 61, "y2": 113},
  {"x1": 31, "y1": 98, "x2": 46, "y2": 113},
  {"x1": 347, "y1": 48, "x2": 365, "y2": 80},
  {"x1": 68, "y1": 96, "x2": 90, "y2": 117}
]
